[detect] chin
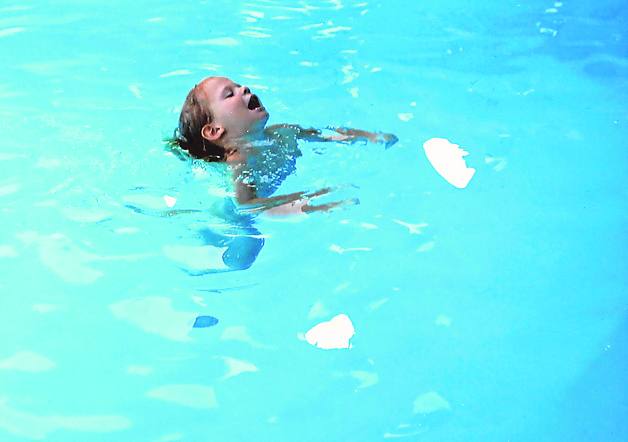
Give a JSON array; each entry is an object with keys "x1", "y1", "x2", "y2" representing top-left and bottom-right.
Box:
[
  {"x1": 255, "y1": 111, "x2": 269, "y2": 126},
  {"x1": 246, "y1": 116, "x2": 269, "y2": 134},
  {"x1": 260, "y1": 111, "x2": 269, "y2": 124}
]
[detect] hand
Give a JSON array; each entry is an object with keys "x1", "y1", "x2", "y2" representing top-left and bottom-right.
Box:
[
  {"x1": 334, "y1": 127, "x2": 398, "y2": 149},
  {"x1": 264, "y1": 188, "x2": 358, "y2": 216},
  {"x1": 376, "y1": 133, "x2": 399, "y2": 149},
  {"x1": 302, "y1": 197, "x2": 360, "y2": 213}
]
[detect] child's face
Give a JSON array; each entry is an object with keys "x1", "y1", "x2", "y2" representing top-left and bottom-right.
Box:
[{"x1": 199, "y1": 76, "x2": 269, "y2": 140}]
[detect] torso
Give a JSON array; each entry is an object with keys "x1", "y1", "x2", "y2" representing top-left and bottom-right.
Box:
[{"x1": 242, "y1": 125, "x2": 303, "y2": 198}]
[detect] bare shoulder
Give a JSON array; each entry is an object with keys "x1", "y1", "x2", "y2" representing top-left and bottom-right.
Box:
[
  {"x1": 264, "y1": 124, "x2": 300, "y2": 138},
  {"x1": 263, "y1": 124, "x2": 301, "y2": 151}
]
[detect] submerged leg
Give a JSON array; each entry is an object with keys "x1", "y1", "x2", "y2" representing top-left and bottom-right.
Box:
[
  {"x1": 222, "y1": 233, "x2": 265, "y2": 271},
  {"x1": 197, "y1": 225, "x2": 264, "y2": 272}
]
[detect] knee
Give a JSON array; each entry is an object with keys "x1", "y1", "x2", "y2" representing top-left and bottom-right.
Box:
[{"x1": 222, "y1": 237, "x2": 265, "y2": 271}]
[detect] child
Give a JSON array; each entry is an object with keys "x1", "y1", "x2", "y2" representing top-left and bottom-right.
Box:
[
  {"x1": 165, "y1": 76, "x2": 397, "y2": 272},
  {"x1": 169, "y1": 76, "x2": 398, "y2": 215}
]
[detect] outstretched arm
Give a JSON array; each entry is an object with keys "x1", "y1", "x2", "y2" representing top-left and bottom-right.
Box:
[
  {"x1": 229, "y1": 159, "x2": 352, "y2": 215},
  {"x1": 265, "y1": 124, "x2": 399, "y2": 149}
]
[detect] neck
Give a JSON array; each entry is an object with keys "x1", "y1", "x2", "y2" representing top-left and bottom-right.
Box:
[{"x1": 221, "y1": 128, "x2": 266, "y2": 163}]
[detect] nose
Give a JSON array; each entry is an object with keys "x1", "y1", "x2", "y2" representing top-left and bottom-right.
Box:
[{"x1": 240, "y1": 85, "x2": 251, "y2": 95}]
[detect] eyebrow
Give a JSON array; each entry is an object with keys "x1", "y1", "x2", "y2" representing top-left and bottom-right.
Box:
[{"x1": 220, "y1": 83, "x2": 241, "y2": 96}]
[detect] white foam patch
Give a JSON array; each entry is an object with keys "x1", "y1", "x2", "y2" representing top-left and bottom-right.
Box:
[
  {"x1": 305, "y1": 314, "x2": 355, "y2": 350},
  {"x1": 217, "y1": 356, "x2": 258, "y2": 380},
  {"x1": 35, "y1": 157, "x2": 61, "y2": 169},
  {"x1": 0, "y1": 351, "x2": 55, "y2": 372},
  {"x1": 0, "y1": 183, "x2": 20, "y2": 197},
  {"x1": 146, "y1": 385, "x2": 217, "y2": 409},
  {"x1": 307, "y1": 301, "x2": 329, "y2": 319},
  {"x1": 185, "y1": 37, "x2": 239, "y2": 46},
  {"x1": 109, "y1": 297, "x2": 197, "y2": 341},
  {"x1": 16, "y1": 232, "x2": 103, "y2": 285},
  {"x1": 61, "y1": 207, "x2": 111, "y2": 223},
  {"x1": 0, "y1": 27, "x2": 25, "y2": 38},
  {"x1": 123, "y1": 194, "x2": 170, "y2": 210},
  {"x1": 360, "y1": 222, "x2": 378, "y2": 230},
  {"x1": 46, "y1": 177, "x2": 74, "y2": 194},
  {"x1": 329, "y1": 244, "x2": 371, "y2": 254},
  {"x1": 435, "y1": 315, "x2": 452, "y2": 327},
  {"x1": 220, "y1": 326, "x2": 271, "y2": 349},
  {"x1": 199, "y1": 63, "x2": 222, "y2": 73},
  {"x1": 316, "y1": 26, "x2": 351, "y2": 39},
  {"x1": 163, "y1": 195, "x2": 176, "y2": 208},
  {"x1": 539, "y1": 27, "x2": 558, "y2": 37},
  {"x1": 0, "y1": 245, "x2": 17, "y2": 257},
  {"x1": 423, "y1": 138, "x2": 476, "y2": 188},
  {"x1": 350, "y1": 370, "x2": 379, "y2": 390},
  {"x1": 484, "y1": 155, "x2": 507, "y2": 172},
  {"x1": 32, "y1": 304, "x2": 58, "y2": 314},
  {"x1": 242, "y1": 10, "x2": 264, "y2": 18},
  {"x1": 300, "y1": 24, "x2": 323, "y2": 31},
  {"x1": 341, "y1": 64, "x2": 358, "y2": 84},
  {"x1": 114, "y1": 227, "x2": 139, "y2": 235},
  {"x1": 392, "y1": 219, "x2": 428, "y2": 235},
  {"x1": 367, "y1": 298, "x2": 389, "y2": 311},
  {"x1": 384, "y1": 430, "x2": 424, "y2": 439},
  {"x1": 159, "y1": 69, "x2": 192, "y2": 78},
  {"x1": 156, "y1": 433, "x2": 184, "y2": 442},
  {"x1": 128, "y1": 84, "x2": 142, "y2": 99},
  {"x1": 126, "y1": 365, "x2": 154, "y2": 376},
  {"x1": 413, "y1": 391, "x2": 451, "y2": 414},
  {"x1": 163, "y1": 245, "x2": 229, "y2": 272},
  {"x1": 334, "y1": 282, "x2": 351, "y2": 293},
  {"x1": 240, "y1": 30, "x2": 272, "y2": 39},
  {"x1": 0, "y1": 153, "x2": 26, "y2": 161},
  {"x1": 0, "y1": 399, "x2": 131, "y2": 439},
  {"x1": 417, "y1": 241, "x2": 435, "y2": 252},
  {"x1": 33, "y1": 199, "x2": 56, "y2": 207},
  {"x1": 398, "y1": 113, "x2": 414, "y2": 122},
  {"x1": 0, "y1": 6, "x2": 32, "y2": 13},
  {"x1": 191, "y1": 295, "x2": 206, "y2": 307}
]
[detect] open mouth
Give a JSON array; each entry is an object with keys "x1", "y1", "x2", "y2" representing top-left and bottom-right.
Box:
[{"x1": 247, "y1": 94, "x2": 262, "y2": 110}]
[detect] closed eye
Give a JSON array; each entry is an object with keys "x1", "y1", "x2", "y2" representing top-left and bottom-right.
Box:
[{"x1": 222, "y1": 86, "x2": 234, "y2": 98}]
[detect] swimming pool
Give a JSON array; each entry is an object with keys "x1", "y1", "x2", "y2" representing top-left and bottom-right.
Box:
[{"x1": 1, "y1": 0, "x2": 626, "y2": 440}]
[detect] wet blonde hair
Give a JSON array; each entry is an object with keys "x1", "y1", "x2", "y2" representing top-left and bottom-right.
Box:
[{"x1": 169, "y1": 79, "x2": 225, "y2": 161}]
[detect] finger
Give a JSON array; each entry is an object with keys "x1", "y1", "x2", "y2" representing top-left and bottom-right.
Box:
[
  {"x1": 384, "y1": 134, "x2": 399, "y2": 149},
  {"x1": 302, "y1": 197, "x2": 359, "y2": 213},
  {"x1": 305, "y1": 187, "x2": 334, "y2": 199}
]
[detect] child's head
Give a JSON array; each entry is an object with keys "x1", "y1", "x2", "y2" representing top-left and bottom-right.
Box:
[{"x1": 174, "y1": 76, "x2": 269, "y2": 160}]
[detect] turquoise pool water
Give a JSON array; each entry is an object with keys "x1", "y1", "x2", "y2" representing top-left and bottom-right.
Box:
[{"x1": 1, "y1": 0, "x2": 626, "y2": 440}]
